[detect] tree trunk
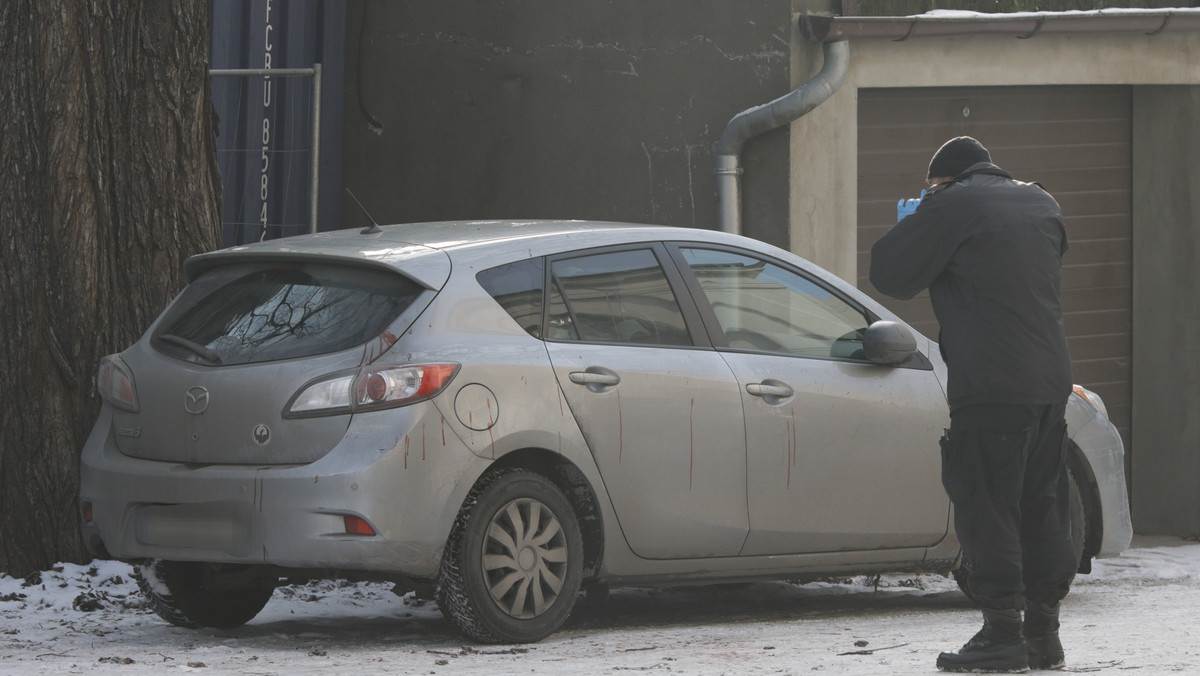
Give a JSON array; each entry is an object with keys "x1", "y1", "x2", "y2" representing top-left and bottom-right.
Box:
[{"x1": 0, "y1": 0, "x2": 221, "y2": 575}]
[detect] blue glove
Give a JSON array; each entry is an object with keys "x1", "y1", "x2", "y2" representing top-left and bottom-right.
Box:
[{"x1": 896, "y1": 190, "x2": 925, "y2": 222}]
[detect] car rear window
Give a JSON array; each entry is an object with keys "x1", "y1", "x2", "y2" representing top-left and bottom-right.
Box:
[{"x1": 152, "y1": 262, "x2": 423, "y2": 366}]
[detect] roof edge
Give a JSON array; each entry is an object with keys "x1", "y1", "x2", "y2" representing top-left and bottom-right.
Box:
[{"x1": 801, "y1": 9, "x2": 1200, "y2": 43}]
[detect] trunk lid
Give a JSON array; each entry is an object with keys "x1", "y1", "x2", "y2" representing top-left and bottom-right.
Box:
[{"x1": 111, "y1": 257, "x2": 441, "y2": 465}]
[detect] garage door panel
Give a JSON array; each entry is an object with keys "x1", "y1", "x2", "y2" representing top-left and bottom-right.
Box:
[
  {"x1": 1033, "y1": 167, "x2": 1131, "y2": 193},
  {"x1": 857, "y1": 172, "x2": 935, "y2": 196},
  {"x1": 1008, "y1": 144, "x2": 1131, "y2": 172},
  {"x1": 1062, "y1": 287, "x2": 1132, "y2": 313},
  {"x1": 1072, "y1": 359, "x2": 1132, "y2": 394},
  {"x1": 858, "y1": 87, "x2": 1129, "y2": 127},
  {"x1": 1067, "y1": 239, "x2": 1134, "y2": 263},
  {"x1": 992, "y1": 120, "x2": 1130, "y2": 147},
  {"x1": 1064, "y1": 214, "x2": 1133, "y2": 240},
  {"x1": 1063, "y1": 262, "x2": 1132, "y2": 290},
  {"x1": 861, "y1": 119, "x2": 1129, "y2": 152},
  {"x1": 859, "y1": 85, "x2": 1133, "y2": 455},
  {"x1": 1064, "y1": 308, "x2": 1132, "y2": 338},
  {"x1": 1055, "y1": 192, "x2": 1131, "y2": 220},
  {"x1": 1069, "y1": 334, "x2": 1132, "y2": 362}
]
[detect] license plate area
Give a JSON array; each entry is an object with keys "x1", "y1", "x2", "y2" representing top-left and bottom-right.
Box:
[{"x1": 134, "y1": 502, "x2": 258, "y2": 557}]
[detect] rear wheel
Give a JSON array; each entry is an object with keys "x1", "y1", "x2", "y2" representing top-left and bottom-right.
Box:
[
  {"x1": 134, "y1": 560, "x2": 275, "y2": 629},
  {"x1": 952, "y1": 466, "x2": 1087, "y2": 601},
  {"x1": 435, "y1": 468, "x2": 584, "y2": 643}
]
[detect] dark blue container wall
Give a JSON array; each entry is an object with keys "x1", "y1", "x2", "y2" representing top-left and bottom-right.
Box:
[{"x1": 210, "y1": 0, "x2": 346, "y2": 246}]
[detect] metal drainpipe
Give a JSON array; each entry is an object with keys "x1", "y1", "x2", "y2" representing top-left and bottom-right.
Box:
[{"x1": 715, "y1": 40, "x2": 849, "y2": 235}]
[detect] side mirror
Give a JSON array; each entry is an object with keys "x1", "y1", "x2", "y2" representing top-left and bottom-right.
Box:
[{"x1": 863, "y1": 320, "x2": 917, "y2": 366}]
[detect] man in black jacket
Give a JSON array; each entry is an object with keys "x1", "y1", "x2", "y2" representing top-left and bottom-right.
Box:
[{"x1": 870, "y1": 137, "x2": 1077, "y2": 673}]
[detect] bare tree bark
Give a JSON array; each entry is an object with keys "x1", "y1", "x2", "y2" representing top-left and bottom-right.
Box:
[{"x1": 0, "y1": 0, "x2": 221, "y2": 574}]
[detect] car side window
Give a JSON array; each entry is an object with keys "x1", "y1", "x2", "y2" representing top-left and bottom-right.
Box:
[
  {"x1": 680, "y1": 248, "x2": 869, "y2": 359},
  {"x1": 548, "y1": 249, "x2": 692, "y2": 346},
  {"x1": 477, "y1": 258, "x2": 544, "y2": 337}
]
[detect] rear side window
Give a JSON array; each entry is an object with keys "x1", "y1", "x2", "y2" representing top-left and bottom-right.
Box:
[
  {"x1": 477, "y1": 258, "x2": 544, "y2": 337},
  {"x1": 548, "y1": 249, "x2": 692, "y2": 346},
  {"x1": 153, "y1": 263, "x2": 423, "y2": 365}
]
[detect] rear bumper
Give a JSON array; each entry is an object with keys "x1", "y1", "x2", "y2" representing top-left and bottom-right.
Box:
[{"x1": 79, "y1": 406, "x2": 482, "y2": 578}]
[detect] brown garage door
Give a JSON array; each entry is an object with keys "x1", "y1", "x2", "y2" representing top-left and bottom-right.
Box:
[{"x1": 857, "y1": 86, "x2": 1132, "y2": 451}]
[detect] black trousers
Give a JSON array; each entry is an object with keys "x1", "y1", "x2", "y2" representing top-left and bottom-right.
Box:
[{"x1": 941, "y1": 401, "x2": 1077, "y2": 609}]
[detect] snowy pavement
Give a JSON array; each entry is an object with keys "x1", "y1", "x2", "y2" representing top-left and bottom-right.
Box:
[{"x1": 2, "y1": 535, "x2": 1198, "y2": 675}]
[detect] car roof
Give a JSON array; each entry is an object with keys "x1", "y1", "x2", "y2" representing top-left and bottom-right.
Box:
[
  {"x1": 183, "y1": 220, "x2": 762, "y2": 288},
  {"x1": 181, "y1": 219, "x2": 907, "y2": 337}
]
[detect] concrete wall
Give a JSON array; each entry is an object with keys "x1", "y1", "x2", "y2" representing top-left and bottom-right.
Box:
[
  {"x1": 798, "y1": 31, "x2": 1200, "y2": 534},
  {"x1": 1131, "y1": 86, "x2": 1200, "y2": 535},
  {"x1": 341, "y1": 0, "x2": 796, "y2": 248}
]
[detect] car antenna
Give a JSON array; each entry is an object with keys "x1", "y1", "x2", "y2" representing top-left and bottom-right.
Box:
[{"x1": 345, "y1": 188, "x2": 383, "y2": 234}]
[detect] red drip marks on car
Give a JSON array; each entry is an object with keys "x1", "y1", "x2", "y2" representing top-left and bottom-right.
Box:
[
  {"x1": 787, "y1": 407, "x2": 798, "y2": 488},
  {"x1": 358, "y1": 330, "x2": 398, "y2": 366},
  {"x1": 487, "y1": 400, "x2": 496, "y2": 457},
  {"x1": 616, "y1": 390, "x2": 624, "y2": 464},
  {"x1": 785, "y1": 418, "x2": 793, "y2": 489},
  {"x1": 689, "y1": 398, "x2": 695, "y2": 490}
]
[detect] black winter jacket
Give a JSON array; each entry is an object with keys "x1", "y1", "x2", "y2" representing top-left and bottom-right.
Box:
[{"x1": 869, "y1": 162, "x2": 1072, "y2": 411}]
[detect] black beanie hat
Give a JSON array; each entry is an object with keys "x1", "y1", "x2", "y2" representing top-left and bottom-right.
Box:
[{"x1": 927, "y1": 136, "x2": 991, "y2": 179}]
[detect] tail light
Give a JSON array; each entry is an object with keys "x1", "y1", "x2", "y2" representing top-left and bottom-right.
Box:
[
  {"x1": 284, "y1": 364, "x2": 459, "y2": 418},
  {"x1": 97, "y1": 355, "x2": 139, "y2": 412}
]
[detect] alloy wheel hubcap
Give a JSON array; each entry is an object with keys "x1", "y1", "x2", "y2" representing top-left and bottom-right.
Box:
[{"x1": 481, "y1": 497, "x2": 569, "y2": 619}]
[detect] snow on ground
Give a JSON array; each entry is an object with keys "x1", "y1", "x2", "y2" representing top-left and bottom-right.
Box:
[{"x1": 2, "y1": 535, "x2": 1199, "y2": 675}]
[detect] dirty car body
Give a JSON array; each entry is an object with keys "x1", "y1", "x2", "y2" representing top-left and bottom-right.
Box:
[{"x1": 80, "y1": 220, "x2": 1133, "y2": 642}]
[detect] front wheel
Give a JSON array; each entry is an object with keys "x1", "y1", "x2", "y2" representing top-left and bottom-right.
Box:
[
  {"x1": 435, "y1": 469, "x2": 584, "y2": 643},
  {"x1": 134, "y1": 560, "x2": 275, "y2": 629}
]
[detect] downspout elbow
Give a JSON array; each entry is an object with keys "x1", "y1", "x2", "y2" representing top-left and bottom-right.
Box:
[{"x1": 716, "y1": 40, "x2": 849, "y2": 234}]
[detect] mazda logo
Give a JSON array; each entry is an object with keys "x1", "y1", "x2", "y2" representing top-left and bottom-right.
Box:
[
  {"x1": 252, "y1": 423, "x2": 272, "y2": 446},
  {"x1": 184, "y1": 386, "x2": 210, "y2": 415}
]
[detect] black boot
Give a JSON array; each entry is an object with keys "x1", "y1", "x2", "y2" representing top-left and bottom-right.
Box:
[
  {"x1": 1024, "y1": 600, "x2": 1065, "y2": 670},
  {"x1": 937, "y1": 608, "x2": 1029, "y2": 673}
]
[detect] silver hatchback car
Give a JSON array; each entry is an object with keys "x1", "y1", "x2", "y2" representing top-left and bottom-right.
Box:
[{"x1": 80, "y1": 220, "x2": 1132, "y2": 642}]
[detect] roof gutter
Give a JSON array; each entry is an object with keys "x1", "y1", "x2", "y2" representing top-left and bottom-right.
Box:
[
  {"x1": 716, "y1": 40, "x2": 849, "y2": 235},
  {"x1": 801, "y1": 9, "x2": 1200, "y2": 43}
]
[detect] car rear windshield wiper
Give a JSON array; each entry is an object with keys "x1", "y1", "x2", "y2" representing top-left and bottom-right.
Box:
[{"x1": 158, "y1": 334, "x2": 222, "y2": 364}]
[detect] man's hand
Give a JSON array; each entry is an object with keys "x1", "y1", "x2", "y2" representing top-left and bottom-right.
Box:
[{"x1": 897, "y1": 190, "x2": 925, "y2": 222}]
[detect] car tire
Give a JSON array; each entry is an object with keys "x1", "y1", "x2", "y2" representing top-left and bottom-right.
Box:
[
  {"x1": 952, "y1": 465, "x2": 1087, "y2": 602},
  {"x1": 134, "y1": 560, "x2": 275, "y2": 629},
  {"x1": 435, "y1": 468, "x2": 584, "y2": 643}
]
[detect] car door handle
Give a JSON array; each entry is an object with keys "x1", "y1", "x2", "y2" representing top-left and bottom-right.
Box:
[
  {"x1": 569, "y1": 371, "x2": 621, "y2": 387},
  {"x1": 746, "y1": 381, "x2": 794, "y2": 399}
]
